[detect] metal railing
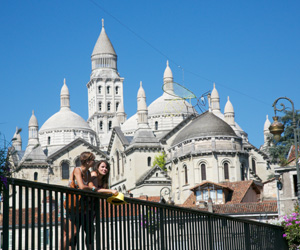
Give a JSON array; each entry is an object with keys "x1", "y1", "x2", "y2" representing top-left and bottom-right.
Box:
[{"x1": 1, "y1": 178, "x2": 288, "y2": 249}]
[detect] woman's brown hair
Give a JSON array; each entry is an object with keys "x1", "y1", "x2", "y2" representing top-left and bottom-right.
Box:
[
  {"x1": 80, "y1": 152, "x2": 95, "y2": 166},
  {"x1": 94, "y1": 160, "x2": 110, "y2": 187}
]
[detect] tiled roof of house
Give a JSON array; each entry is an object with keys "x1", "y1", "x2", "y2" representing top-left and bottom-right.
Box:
[
  {"x1": 182, "y1": 180, "x2": 275, "y2": 215},
  {"x1": 190, "y1": 181, "x2": 233, "y2": 191},
  {"x1": 287, "y1": 145, "x2": 299, "y2": 166},
  {"x1": 221, "y1": 180, "x2": 260, "y2": 203}
]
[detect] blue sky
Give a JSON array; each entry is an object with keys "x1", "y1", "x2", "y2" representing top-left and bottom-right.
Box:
[{"x1": 1, "y1": 0, "x2": 299, "y2": 149}]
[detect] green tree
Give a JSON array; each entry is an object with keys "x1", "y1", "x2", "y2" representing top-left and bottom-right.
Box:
[
  {"x1": 152, "y1": 151, "x2": 167, "y2": 171},
  {"x1": 268, "y1": 111, "x2": 300, "y2": 165}
]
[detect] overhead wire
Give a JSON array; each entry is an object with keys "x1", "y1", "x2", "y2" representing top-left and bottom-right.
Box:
[{"x1": 87, "y1": 0, "x2": 271, "y2": 107}]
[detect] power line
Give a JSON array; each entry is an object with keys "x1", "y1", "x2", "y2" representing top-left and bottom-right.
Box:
[{"x1": 87, "y1": 0, "x2": 271, "y2": 107}]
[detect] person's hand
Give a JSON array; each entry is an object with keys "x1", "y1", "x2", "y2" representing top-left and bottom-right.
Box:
[{"x1": 111, "y1": 190, "x2": 119, "y2": 196}]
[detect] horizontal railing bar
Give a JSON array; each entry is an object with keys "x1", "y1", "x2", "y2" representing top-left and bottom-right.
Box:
[{"x1": 7, "y1": 178, "x2": 284, "y2": 230}]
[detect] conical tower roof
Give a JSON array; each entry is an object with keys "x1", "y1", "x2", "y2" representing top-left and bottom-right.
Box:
[
  {"x1": 29, "y1": 110, "x2": 38, "y2": 127},
  {"x1": 92, "y1": 19, "x2": 116, "y2": 56},
  {"x1": 224, "y1": 96, "x2": 234, "y2": 113}
]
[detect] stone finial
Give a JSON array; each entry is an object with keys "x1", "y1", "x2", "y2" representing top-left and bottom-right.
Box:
[{"x1": 102, "y1": 18, "x2": 104, "y2": 28}]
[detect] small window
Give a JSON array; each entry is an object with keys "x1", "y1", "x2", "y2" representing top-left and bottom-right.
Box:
[
  {"x1": 107, "y1": 102, "x2": 111, "y2": 111},
  {"x1": 115, "y1": 86, "x2": 119, "y2": 95},
  {"x1": 294, "y1": 175, "x2": 298, "y2": 197},
  {"x1": 241, "y1": 164, "x2": 245, "y2": 181},
  {"x1": 98, "y1": 86, "x2": 102, "y2": 94},
  {"x1": 252, "y1": 159, "x2": 256, "y2": 174},
  {"x1": 196, "y1": 190, "x2": 202, "y2": 201},
  {"x1": 201, "y1": 163, "x2": 206, "y2": 181},
  {"x1": 224, "y1": 162, "x2": 229, "y2": 180},
  {"x1": 34, "y1": 172, "x2": 38, "y2": 181},
  {"x1": 107, "y1": 86, "x2": 110, "y2": 94},
  {"x1": 116, "y1": 151, "x2": 120, "y2": 175},
  {"x1": 155, "y1": 121, "x2": 158, "y2": 130},
  {"x1": 47, "y1": 137, "x2": 51, "y2": 145},
  {"x1": 100, "y1": 121, "x2": 103, "y2": 130},
  {"x1": 108, "y1": 121, "x2": 112, "y2": 130},
  {"x1": 99, "y1": 102, "x2": 102, "y2": 111},
  {"x1": 116, "y1": 102, "x2": 119, "y2": 111},
  {"x1": 147, "y1": 157, "x2": 151, "y2": 167},
  {"x1": 184, "y1": 165, "x2": 188, "y2": 184},
  {"x1": 62, "y1": 162, "x2": 70, "y2": 179}
]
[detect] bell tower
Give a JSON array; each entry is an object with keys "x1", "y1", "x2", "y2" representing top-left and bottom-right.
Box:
[{"x1": 87, "y1": 19, "x2": 126, "y2": 148}]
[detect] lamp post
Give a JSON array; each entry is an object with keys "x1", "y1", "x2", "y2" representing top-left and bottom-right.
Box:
[
  {"x1": 269, "y1": 97, "x2": 300, "y2": 204},
  {"x1": 160, "y1": 187, "x2": 174, "y2": 205}
]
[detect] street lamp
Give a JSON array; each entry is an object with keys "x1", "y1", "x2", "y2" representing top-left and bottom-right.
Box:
[
  {"x1": 269, "y1": 97, "x2": 300, "y2": 204},
  {"x1": 160, "y1": 187, "x2": 174, "y2": 205}
]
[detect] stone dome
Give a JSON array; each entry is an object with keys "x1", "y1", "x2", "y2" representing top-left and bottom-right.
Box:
[
  {"x1": 148, "y1": 93, "x2": 195, "y2": 116},
  {"x1": 172, "y1": 112, "x2": 237, "y2": 146},
  {"x1": 40, "y1": 109, "x2": 91, "y2": 132}
]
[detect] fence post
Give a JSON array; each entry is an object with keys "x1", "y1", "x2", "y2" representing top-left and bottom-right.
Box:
[
  {"x1": 160, "y1": 207, "x2": 165, "y2": 249},
  {"x1": 207, "y1": 216, "x2": 214, "y2": 250},
  {"x1": 244, "y1": 223, "x2": 251, "y2": 250},
  {"x1": 2, "y1": 186, "x2": 9, "y2": 250}
]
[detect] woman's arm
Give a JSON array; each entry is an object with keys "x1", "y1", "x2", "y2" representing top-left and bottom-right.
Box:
[
  {"x1": 74, "y1": 168, "x2": 94, "y2": 191},
  {"x1": 97, "y1": 188, "x2": 118, "y2": 196}
]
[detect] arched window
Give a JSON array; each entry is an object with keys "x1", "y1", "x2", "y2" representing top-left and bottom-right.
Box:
[
  {"x1": 155, "y1": 121, "x2": 158, "y2": 130},
  {"x1": 252, "y1": 159, "x2": 256, "y2": 174},
  {"x1": 75, "y1": 158, "x2": 81, "y2": 167},
  {"x1": 184, "y1": 165, "x2": 188, "y2": 184},
  {"x1": 99, "y1": 102, "x2": 102, "y2": 111},
  {"x1": 224, "y1": 162, "x2": 229, "y2": 180},
  {"x1": 116, "y1": 151, "x2": 120, "y2": 175},
  {"x1": 100, "y1": 121, "x2": 103, "y2": 130},
  {"x1": 111, "y1": 158, "x2": 115, "y2": 177},
  {"x1": 108, "y1": 121, "x2": 112, "y2": 130},
  {"x1": 98, "y1": 86, "x2": 102, "y2": 94},
  {"x1": 241, "y1": 164, "x2": 245, "y2": 181},
  {"x1": 107, "y1": 86, "x2": 110, "y2": 94},
  {"x1": 115, "y1": 86, "x2": 119, "y2": 95},
  {"x1": 116, "y1": 102, "x2": 119, "y2": 111},
  {"x1": 62, "y1": 161, "x2": 70, "y2": 180},
  {"x1": 147, "y1": 157, "x2": 151, "y2": 167},
  {"x1": 47, "y1": 136, "x2": 51, "y2": 145},
  {"x1": 107, "y1": 102, "x2": 111, "y2": 111},
  {"x1": 118, "y1": 187, "x2": 122, "y2": 192},
  {"x1": 122, "y1": 185, "x2": 126, "y2": 192},
  {"x1": 34, "y1": 172, "x2": 38, "y2": 181},
  {"x1": 201, "y1": 163, "x2": 206, "y2": 181}
]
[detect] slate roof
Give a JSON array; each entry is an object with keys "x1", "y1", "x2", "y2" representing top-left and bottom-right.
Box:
[
  {"x1": 172, "y1": 112, "x2": 237, "y2": 146},
  {"x1": 136, "y1": 165, "x2": 172, "y2": 186}
]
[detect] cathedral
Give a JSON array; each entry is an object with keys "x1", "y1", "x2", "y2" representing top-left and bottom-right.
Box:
[{"x1": 9, "y1": 19, "x2": 275, "y2": 204}]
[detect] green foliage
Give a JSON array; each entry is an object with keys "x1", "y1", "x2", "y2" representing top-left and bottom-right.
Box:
[
  {"x1": 270, "y1": 203, "x2": 300, "y2": 249},
  {"x1": 268, "y1": 111, "x2": 300, "y2": 166},
  {"x1": 152, "y1": 151, "x2": 167, "y2": 171},
  {"x1": 281, "y1": 204, "x2": 300, "y2": 249}
]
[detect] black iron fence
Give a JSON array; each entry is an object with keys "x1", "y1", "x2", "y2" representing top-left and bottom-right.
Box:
[{"x1": 1, "y1": 178, "x2": 288, "y2": 249}]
